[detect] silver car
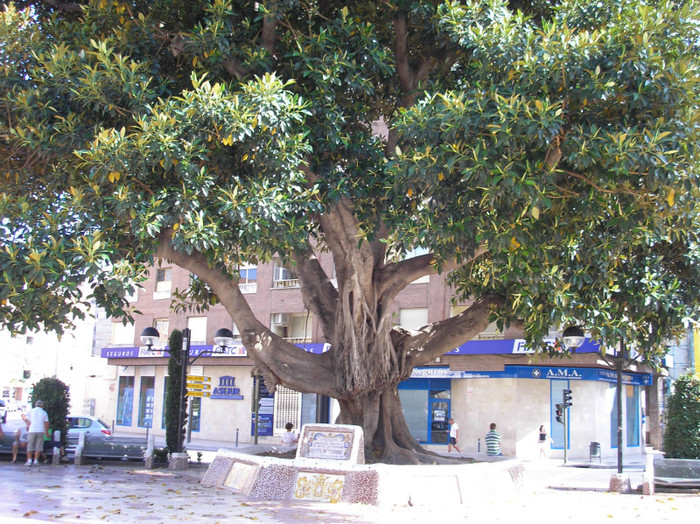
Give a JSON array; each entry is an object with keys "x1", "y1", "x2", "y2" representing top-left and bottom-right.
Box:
[{"x1": 66, "y1": 415, "x2": 111, "y2": 450}]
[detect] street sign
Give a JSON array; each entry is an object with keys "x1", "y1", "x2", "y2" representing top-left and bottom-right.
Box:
[
  {"x1": 186, "y1": 391, "x2": 211, "y2": 397},
  {"x1": 186, "y1": 375, "x2": 211, "y2": 382},
  {"x1": 186, "y1": 382, "x2": 212, "y2": 391}
]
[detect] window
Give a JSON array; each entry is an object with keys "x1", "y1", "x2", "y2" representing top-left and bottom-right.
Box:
[
  {"x1": 451, "y1": 305, "x2": 503, "y2": 340},
  {"x1": 154, "y1": 319, "x2": 169, "y2": 344},
  {"x1": 402, "y1": 246, "x2": 430, "y2": 283},
  {"x1": 272, "y1": 259, "x2": 299, "y2": 288},
  {"x1": 154, "y1": 267, "x2": 172, "y2": 298},
  {"x1": 137, "y1": 377, "x2": 155, "y2": 428},
  {"x1": 477, "y1": 321, "x2": 504, "y2": 340},
  {"x1": 116, "y1": 376, "x2": 135, "y2": 426},
  {"x1": 237, "y1": 264, "x2": 258, "y2": 293},
  {"x1": 398, "y1": 308, "x2": 428, "y2": 330},
  {"x1": 187, "y1": 317, "x2": 207, "y2": 344},
  {"x1": 271, "y1": 312, "x2": 312, "y2": 343},
  {"x1": 111, "y1": 322, "x2": 135, "y2": 346}
]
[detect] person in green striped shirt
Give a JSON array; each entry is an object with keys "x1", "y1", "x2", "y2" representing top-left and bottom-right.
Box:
[{"x1": 485, "y1": 423, "x2": 502, "y2": 456}]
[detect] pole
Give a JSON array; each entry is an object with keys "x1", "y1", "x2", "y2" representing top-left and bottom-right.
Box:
[
  {"x1": 177, "y1": 328, "x2": 190, "y2": 454},
  {"x1": 563, "y1": 397, "x2": 569, "y2": 465},
  {"x1": 616, "y1": 340, "x2": 624, "y2": 474},
  {"x1": 253, "y1": 374, "x2": 260, "y2": 445}
]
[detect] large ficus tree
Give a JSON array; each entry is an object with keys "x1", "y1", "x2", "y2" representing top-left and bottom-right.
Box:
[{"x1": 1, "y1": 0, "x2": 699, "y2": 463}]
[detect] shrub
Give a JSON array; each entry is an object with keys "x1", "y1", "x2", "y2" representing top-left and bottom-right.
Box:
[
  {"x1": 165, "y1": 330, "x2": 187, "y2": 452},
  {"x1": 29, "y1": 377, "x2": 70, "y2": 449},
  {"x1": 663, "y1": 373, "x2": 700, "y2": 459}
]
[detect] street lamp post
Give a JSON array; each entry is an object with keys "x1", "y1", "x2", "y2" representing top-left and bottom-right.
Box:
[{"x1": 140, "y1": 326, "x2": 235, "y2": 454}]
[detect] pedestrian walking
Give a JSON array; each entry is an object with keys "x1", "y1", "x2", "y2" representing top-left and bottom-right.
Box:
[
  {"x1": 447, "y1": 418, "x2": 461, "y2": 453},
  {"x1": 26, "y1": 400, "x2": 50, "y2": 466},
  {"x1": 538, "y1": 424, "x2": 552, "y2": 459}
]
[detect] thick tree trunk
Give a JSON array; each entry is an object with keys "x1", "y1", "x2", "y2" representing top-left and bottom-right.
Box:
[{"x1": 336, "y1": 384, "x2": 445, "y2": 465}]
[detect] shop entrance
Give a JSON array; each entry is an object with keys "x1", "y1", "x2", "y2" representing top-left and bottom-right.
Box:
[{"x1": 398, "y1": 377, "x2": 452, "y2": 444}]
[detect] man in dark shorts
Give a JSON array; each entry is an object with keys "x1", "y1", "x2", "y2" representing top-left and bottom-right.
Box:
[{"x1": 448, "y1": 417, "x2": 461, "y2": 453}]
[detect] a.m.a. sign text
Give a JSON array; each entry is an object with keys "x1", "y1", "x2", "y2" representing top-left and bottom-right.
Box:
[{"x1": 211, "y1": 376, "x2": 244, "y2": 400}]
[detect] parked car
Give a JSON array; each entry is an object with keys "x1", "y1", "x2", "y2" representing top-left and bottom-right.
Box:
[
  {"x1": 66, "y1": 415, "x2": 111, "y2": 450},
  {"x1": 0, "y1": 399, "x2": 7, "y2": 423}
]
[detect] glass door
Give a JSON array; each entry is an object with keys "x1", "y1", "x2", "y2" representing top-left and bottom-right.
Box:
[{"x1": 429, "y1": 388, "x2": 451, "y2": 444}]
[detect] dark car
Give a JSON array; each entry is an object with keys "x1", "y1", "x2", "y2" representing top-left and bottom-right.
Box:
[{"x1": 0, "y1": 399, "x2": 7, "y2": 423}]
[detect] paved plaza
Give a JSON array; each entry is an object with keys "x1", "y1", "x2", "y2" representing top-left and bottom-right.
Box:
[{"x1": 0, "y1": 454, "x2": 698, "y2": 523}]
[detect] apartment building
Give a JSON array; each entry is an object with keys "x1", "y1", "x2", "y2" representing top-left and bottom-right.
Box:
[{"x1": 99, "y1": 254, "x2": 659, "y2": 460}]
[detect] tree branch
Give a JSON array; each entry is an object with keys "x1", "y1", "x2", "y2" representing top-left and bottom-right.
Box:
[
  {"x1": 377, "y1": 245, "x2": 487, "y2": 303},
  {"x1": 293, "y1": 249, "x2": 338, "y2": 341},
  {"x1": 154, "y1": 229, "x2": 337, "y2": 396},
  {"x1": 401, "y1": 295, "x2": 504, "y2": 368}
]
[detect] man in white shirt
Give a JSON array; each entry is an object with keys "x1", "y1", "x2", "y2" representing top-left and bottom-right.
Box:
[
  {"x1": 448, "y1": 418, "x2": 461, "y2": 453},
  {"x1": 26, "y1": 400, "x2": 50, "y2": 466}
]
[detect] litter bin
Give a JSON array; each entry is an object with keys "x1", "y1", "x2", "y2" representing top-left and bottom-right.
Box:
[{"x1": 589, "y1": 441, "x2": 601, "y2": 462}]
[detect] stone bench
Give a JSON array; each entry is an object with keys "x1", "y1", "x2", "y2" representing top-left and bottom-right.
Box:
[{"x1": 202, "y1": 424, "x2": 379, "y2": 504}]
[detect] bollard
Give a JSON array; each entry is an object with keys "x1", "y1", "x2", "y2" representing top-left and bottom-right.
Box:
[
  {"x1": 75, "y1": 431, "x2": 85, "y2": 466},
  {"x1": 477, "y1": 438, "x2": 481, "y2": 453},
  {"x1": 236, "y1": 428, "x2": 239, "y2": 447},
  {"x1": 52, "y1": 430, "x2": 61, "y2": 465},
  {"x1": 144, "y1": 434, "x2": 155, "y2": 470}
]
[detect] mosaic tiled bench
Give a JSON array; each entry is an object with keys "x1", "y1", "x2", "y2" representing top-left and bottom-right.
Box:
[{"x1": 201, "y1": 424, "x2": 379, "y2": 504}]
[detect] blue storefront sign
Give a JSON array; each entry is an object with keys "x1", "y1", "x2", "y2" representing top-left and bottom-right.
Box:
[
  {"x1": 103, "y1": 339, "x2": 595, "y2": 359},
  {"x1": 409, "y1": 365, "x2": 651, "y2": 386}
]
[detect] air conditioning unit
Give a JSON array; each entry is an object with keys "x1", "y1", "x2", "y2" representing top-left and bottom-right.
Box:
[{"x1": 273, "y1": 313, "x2": 290, "y2": 326}]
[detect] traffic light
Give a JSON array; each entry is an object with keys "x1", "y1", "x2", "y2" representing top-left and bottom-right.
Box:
[
  {"x1": 555, "y1": 403, "x2": 563, "y2": 424},
  {"x1": 563, "y1": 389, "x2": 573, "y2": 408}
]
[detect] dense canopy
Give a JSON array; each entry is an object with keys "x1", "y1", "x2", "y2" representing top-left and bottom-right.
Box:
[{"x1": 1, "y1": 0, "x2": 699, "y2": 462}]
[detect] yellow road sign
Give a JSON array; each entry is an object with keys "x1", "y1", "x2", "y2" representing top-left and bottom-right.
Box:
[
  {"x1": 186, "y1": 382, "x2": 211, "y2": 391},
  {"x1": 186, "y1": 391, "x2": 211, "y2": 397},
  {"x1": 186, "y1": 375, "x2": 210, "y2": 382}
]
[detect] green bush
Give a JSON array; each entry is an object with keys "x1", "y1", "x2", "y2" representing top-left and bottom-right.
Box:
[
  {"x1": 29, "y1": 377, "x2": 70, "y2": 449},
  {"x1": 663, "y1": 373, "x2": 700, "y2": 459}
]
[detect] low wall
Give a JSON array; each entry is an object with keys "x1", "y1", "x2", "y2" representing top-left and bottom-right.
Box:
[{"x1": 201, "y1": 450, "x2": 526, "y2": 506}]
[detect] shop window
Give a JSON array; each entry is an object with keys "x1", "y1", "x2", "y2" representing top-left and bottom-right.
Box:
[
  {"x1": 398, "y1": 389, "x2": 429, "y2": 442},
  {"x1": 161, "y1": 377, "x2": 169, "y2": 430},
  {"x1": 138, "y1": 376, "x2": 155, "y2": 428},
  {"x1": 111, "y1": 322, "x2": 135, "y2": 346},
  {"x1": 154, "y1": 267, "x2": 172, "y2": 299},
  {"x1": 187, "y1": 317, "x2": 207, "y2": 344},
  {"x1": 626, "y1": 386, "x2": 640, "y2": 447},
  {"x1": 398, "y1": 308, "x2": 428, "y2": 330},
  {"x1": 189, "y1": 397, "x2": 201, "y2": 432},
  {"x1": 273, "y1": 386, "x2": 301, "y2": 435},
  {"x1": 116, "y1": 376, "x2": 135, "y2": 426}
]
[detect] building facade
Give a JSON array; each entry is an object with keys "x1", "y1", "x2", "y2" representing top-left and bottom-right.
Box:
[{"x1": 99, "y1": 255, "x2": 658, "y2": 460}]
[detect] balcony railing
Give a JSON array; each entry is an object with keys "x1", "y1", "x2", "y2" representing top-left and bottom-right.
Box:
[{"x1": 272, "y1": 278, "x2": 300, "y2": 289}]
